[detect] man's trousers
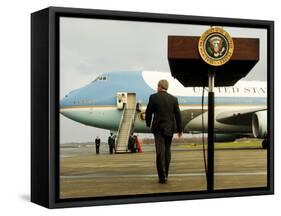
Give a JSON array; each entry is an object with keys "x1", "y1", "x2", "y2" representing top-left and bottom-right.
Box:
[{"x1": 154, "y1": 133, "x2": 173, "y2": 181}]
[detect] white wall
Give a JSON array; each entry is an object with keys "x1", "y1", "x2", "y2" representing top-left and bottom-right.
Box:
[{"x1": 0, "y1": 0, "x2": 279, "y2": 215}]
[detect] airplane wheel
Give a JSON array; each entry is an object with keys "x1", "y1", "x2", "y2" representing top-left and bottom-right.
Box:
[{"x1": 262, "y1": 139, "x2": 268, "y2": 149}]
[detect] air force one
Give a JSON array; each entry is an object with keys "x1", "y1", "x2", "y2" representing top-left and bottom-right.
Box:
[{"x1": 60, "y1": 71, "x2": 268, "y2": 149}]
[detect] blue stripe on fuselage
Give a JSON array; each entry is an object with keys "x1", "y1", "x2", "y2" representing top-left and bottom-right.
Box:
[
  {"x1": 60, "y1": 71, "x2": 155, "y2": 108},
  {"x1": 60, "y1": 71, "x2": 267, "y2": 108}
]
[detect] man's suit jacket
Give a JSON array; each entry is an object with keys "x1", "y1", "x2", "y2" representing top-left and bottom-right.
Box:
[
  {"x1": 108, "y1": 136, "x2": 114, "y2": 146},
  {"x1": 145, "y1": 91, "x2": 182, "y2": 136},
  {"x1": 95, "y1": 138, "x2": 101, "y2": 145}
]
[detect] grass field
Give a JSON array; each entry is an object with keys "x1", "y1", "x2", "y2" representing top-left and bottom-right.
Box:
[{"x1": 174, "y1": 138, "x2": 263, "y2": 150}]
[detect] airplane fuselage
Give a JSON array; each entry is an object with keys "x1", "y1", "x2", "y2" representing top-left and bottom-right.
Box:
[{"x1": 60, "y1": 71, "x2": 267, "y2": 136}]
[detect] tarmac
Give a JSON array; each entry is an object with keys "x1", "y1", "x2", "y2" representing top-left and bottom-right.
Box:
[{"x1": 59, "y1": 141, "x2": 267, "y2": 199}]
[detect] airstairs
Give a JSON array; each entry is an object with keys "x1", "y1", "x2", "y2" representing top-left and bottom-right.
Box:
[{"x1": 115, "y1": 93, "x2": 137, "y2": 153}]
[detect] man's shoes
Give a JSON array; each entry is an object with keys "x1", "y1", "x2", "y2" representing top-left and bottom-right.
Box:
[{"x1": 158, "y1": 178, "x2": 167, "y2": 184}]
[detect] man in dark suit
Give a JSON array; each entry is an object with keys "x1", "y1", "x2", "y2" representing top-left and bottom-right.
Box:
[
  {"x1": 108, "y1": 133, "x2": 115, "y2": 154},
  {"x1": 145, "y1": 80, "x2": 183, "y2": 184},
  {"x1": 95, "y1": 136, "x2": 101, "y2": 154}
]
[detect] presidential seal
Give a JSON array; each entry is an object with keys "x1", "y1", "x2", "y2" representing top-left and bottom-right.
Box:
[{"x1": 198, "y1": 27, "x2": 234, "y2": 66}]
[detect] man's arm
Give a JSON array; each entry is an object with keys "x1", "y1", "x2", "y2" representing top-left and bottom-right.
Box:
[
  {"x1": 145, "y1": 95, "x2": 154, "y2": 128},
  {"x1": 174, "y1": 97, "x2": 183, "y2": 135}
]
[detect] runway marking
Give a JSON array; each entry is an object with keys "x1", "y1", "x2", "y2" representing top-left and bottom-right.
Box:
[{"x1": 60, "y1": 171, "x2": 267, "y2": 179}]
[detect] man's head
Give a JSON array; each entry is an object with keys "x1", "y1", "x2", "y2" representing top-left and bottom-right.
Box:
[
  {"x1": 157, "y1": 79, "x2": 169, "y2": 92},
  {"x1": 110, "y1": 132, "x2": 113, "y2": 136}
]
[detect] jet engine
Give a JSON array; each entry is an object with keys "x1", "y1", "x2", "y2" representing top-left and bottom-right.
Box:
[
  {"x1": 252, "y1": 110, "x2": 267, "y2": 138},
  {"x1": 214, "y1": 134, "x2": 236, "y2": 142}
]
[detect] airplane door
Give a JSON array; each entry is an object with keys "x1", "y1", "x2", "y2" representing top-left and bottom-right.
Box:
[
  {"x1": 116, "y1": 92, "x2": 136, "y2": 109},
  {"x1": 116, "y1": 92, "x2": 127, "y2": 109}
]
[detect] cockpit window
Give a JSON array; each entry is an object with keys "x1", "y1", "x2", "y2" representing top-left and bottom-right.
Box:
[{"x1": 92, "y1": 76, "x2": 107, "y2": 82}]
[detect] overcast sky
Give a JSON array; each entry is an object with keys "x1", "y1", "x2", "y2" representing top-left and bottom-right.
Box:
[{"x1": 60, "y1": 17, "x2": 267, "y2": 143}]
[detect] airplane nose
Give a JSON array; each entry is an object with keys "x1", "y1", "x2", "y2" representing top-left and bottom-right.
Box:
[
  {"x1": 59, "y1": 90, "x2": 93, "y2": 126},
  {"x1": 60, "y1": 96, "x2": 68, "y2": 109},
  {"x1": 60, "y1": 92, "x2": 74, "y2": 114},
  {"x1": 59, "y1": 94, "x2": 78, "y2": 120},
  {"x1": 60, "y1": 97, "x2": 67, "y2": 116}
]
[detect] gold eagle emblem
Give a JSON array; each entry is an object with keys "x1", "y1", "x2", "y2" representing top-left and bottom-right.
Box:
[{"x1": 198, "y1": 27, "x2": 234, "y2": 66}]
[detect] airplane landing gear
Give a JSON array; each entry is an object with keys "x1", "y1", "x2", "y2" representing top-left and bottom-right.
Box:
[{"x1": 262, "y1": 135, "x2": 269, "y2": 149}]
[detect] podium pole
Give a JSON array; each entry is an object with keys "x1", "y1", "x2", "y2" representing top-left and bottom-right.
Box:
[{"x1": 207, "y1": 71, "x2": 215, "y2": 192}]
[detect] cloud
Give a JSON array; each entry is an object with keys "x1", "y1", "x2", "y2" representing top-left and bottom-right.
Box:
[{"x1": 60, "y1": 17, "x2": 267, "y2": 143}]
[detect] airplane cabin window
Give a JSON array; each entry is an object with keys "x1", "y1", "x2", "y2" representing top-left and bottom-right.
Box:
[{"x1": 92, "y1": 76, "x2": 106, "y2": 83}]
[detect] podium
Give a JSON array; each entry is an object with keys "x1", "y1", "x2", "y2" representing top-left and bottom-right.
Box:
[
  {"x1": 167, "y1": 32, "x2": 260, "y2": 191},
  {"x1": 168, "y1": 36, "x2": 259, "y2": 87}
]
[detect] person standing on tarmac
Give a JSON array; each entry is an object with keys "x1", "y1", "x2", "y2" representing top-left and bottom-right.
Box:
[
  {"x1": 108, "y1": 133, "x2": 115, "y2": 154},
  {"x1": 145, "y1": 79, "x2": 183, "y2": 184},
  {"x1": 128, "y1": 134, "x2": 136, "y2": 152},
  {"x1": 112, "y1": 134, "x2": 116, "y2": 152},
  {"x1": 95, "y1": 136, "x2": 101, "y2": 154}
]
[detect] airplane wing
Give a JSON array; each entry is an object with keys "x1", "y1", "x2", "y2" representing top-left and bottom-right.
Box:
[{"x1": 216, "y1": 107, "x2": 267, "y2": 125}]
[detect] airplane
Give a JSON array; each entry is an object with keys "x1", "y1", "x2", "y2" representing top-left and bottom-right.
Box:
[{"x1": 60, "y1": 71, "x2": 268, "y2": 149}]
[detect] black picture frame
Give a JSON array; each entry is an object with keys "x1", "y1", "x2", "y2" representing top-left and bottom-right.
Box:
[{"x1": 31, "y1": 6, "x2": 274, "y2": 208}]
